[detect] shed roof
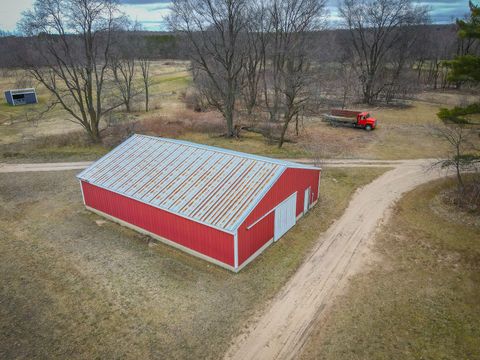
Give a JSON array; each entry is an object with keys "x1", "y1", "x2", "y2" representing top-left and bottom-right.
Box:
[
  {"x1": 77, "y1": 134, "x2": 319, "y2": 233},
  {"x1": 6, "y1": 88, "x2": 36, "y2": 94}
]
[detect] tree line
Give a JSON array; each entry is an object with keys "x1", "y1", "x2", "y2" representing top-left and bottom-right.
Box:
[
  {"x1": 169, "y1": 0, "x2": 443, "y2": 145},
  {"x1": 1, "y1": 0, "x2": 478, "y2": 146}
]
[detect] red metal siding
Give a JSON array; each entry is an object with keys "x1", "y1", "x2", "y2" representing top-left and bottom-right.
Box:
[
  {"x1": 237, "y1": 168, "x2": 320, "y2": 265},
  {"x1": 81, "y1": 181, "x2": 235, "y2": 266}
]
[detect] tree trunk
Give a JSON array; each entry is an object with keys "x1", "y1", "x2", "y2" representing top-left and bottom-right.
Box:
[
  {"x1": 363, "y1": 75, "x2": 374, "y2": 104},
  {"x1": 456, "y1": 162, "x2": 465, "y2": 194},
  {"x1": 145, "y1": 85, "x2": 149, "y2": 112},
  {"x1": 456, "y1": 144, "x2": 465, "y2": 194},
  {"x1": 224, "y1": 93, "x2": 235, "y2": 137},
  {"x1": 270, "y1": 88, "x2": 281, "y2": 122},
  {"x1": 87, "y1": 124, "x2": 102, "y2": 143},
  {"x1": 278, "y1": 116, "x2": 290, "y2": 148},
  {"x1": 295, "y1": 113, "x2": 299, "y2": 136},
  {"x1": 225, "y1": 110, "x2": 234, "y2": 137}
]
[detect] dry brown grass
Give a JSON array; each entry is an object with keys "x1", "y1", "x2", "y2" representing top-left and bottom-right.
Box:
[
  {"x1": 101, "y1": 109, "x2": 225, "y2": 147},
  {"x1": 0, "y1": 61, "x2": 191, "y2": 146},
  {"x1": 301, "y1": 98, "x2": 453, "y2": 159},
  {"x1": 0, "y1": 167, "x2": 387, "y2": 359},
  {"x1": 0, "y1": 63, "x2": 474, "y2": 163},
  {"x1": 0, "y1": 130, "x2": 107, "y2": 162}
]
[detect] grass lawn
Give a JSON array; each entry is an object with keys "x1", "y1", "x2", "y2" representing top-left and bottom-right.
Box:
[
  {"x1": 300, "y1": 177, "x2": 480, "y2": 360},
  {"x1": 0, "y1": 166, "x2": 387, "y2": 359}
]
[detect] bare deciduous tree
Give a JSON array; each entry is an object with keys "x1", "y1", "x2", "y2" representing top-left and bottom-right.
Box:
[
  {"x1": 132, "y1": 27, "x2": 156, "y2": 113},
  {"x1": 337, "y1": 55, "x2": 358, "y2": 109},
  {"x1": 111, "y1": 52, "x2": 137, "y2": 112},
  {"x1": 263, "y1": 0, "x2": 327, "y2": 147},
  {"x1": 432, "y1": 123, "x2": 479, "y2": 194},
  {"x1": 110, "y1": 25, "x2": 143, "y2": 113},
  {"x1": 169, "y1": 0, "x2": 249, "y2": 137},
  {"x1": 339, "y1": 0, "x2": 429, "y2": 104},
  {"x1": 18, "y1": 0, "x2": 127, "y2": 143},
  {"x1": 139, "y1": 57, "x2": 152, "y2": 112},
  {"x1": 240, "y1": 1, "x2": 268, "y2": 119}
]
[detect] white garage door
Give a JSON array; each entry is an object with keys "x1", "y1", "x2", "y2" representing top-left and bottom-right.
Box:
[{"x1": 274, "y1": 193, "x2": 297, "y2": 241}]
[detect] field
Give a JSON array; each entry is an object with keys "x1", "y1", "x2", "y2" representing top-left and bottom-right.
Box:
[
  {"x1": 299, "y1": 177, "x2": 480, "y2": 360},
  {"x1": 302, "y1": 100, "x2": 455, "y2": 160},
  {"x1": 0, "y1": 167, "x2": 388, "y2": 359},
  {"x1": 1, "y1": 61, "x2": 478, "y2": 359},
  {"x1": 0, "y1": 61, "x2": 190, "y2": 146},
  {"x1": 0, "y1": 62, "x2": 474, "y2": 163}
]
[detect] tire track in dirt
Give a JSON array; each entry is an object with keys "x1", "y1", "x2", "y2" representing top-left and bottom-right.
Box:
[{"x1": 224, "y1": 159, "x2": 444, "y2": 360}]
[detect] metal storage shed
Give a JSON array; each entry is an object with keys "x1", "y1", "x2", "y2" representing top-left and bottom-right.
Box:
[
  {"x1": 4, "y1": 88, "x2": 38, "y2": 106},
  {"x1": 77, "y1": 134, "x2": 321, "y2": 272}
]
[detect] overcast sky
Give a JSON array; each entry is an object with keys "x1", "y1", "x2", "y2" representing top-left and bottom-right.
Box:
[{"x1": 0, "y1": 0, "x2": 474, "y2": 33}]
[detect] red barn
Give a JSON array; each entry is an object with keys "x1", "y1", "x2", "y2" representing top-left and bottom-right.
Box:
[{"x1": 77, "y1": 134, "x2": 321, "y2": 272}]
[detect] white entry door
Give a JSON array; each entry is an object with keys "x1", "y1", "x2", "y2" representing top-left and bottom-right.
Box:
[
  {"x1": 304, "y1": 187, "x2": 311, "y2": 213},
  {"x1": 274, "y1": 193, "x2": 297, "y2": 241}
]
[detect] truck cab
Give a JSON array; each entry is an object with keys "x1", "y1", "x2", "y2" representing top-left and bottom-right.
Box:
[{"x1": 356, "y1": 112, "x2": 377, "y2": 130}]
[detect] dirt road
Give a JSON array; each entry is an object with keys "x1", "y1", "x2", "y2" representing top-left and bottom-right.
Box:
[
  {"x1": 0, "y1": 161, "x2": 93, "y2": 173},
  {"x1": 225, "y1": 159, "x2": 443, "y2": 360},
  {"x1": 0, "y1": 158, "x2": 408, "y2": 173}
]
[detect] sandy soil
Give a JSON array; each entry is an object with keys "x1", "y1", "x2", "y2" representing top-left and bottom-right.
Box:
[
  {"x1": 0, "y1": 161, "x2": 93, "y2": 173},
  {"x1": 224, "y1": 159, "x2": 445, "y2": 360}
]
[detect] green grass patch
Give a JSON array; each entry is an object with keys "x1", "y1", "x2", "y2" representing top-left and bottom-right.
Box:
[
  {"x1": 156, "y1": 74, "x2": 190, "y2": 84},
  {"x1": 0, "y1": 167, "x2": 387, "y2": 358},
  {"x1": 300, "y1": 177, "x2": 480, "y2": 360}
]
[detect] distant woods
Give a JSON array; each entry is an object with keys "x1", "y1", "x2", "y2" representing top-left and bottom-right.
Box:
[
  {"x1": 167, "y1": 0, "x2": 477, "y2": 146},
  {"x1": 0, "y1": 0, "x2": 478, "y2": 145}
]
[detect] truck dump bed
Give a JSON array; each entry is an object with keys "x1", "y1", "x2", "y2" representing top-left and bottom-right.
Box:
[
  {"x1": 322, "y1": 114, "x2": 357, "y2": 124},
  {"x1": 330, "y1": 109, "x2": 361, "y2": 118}
]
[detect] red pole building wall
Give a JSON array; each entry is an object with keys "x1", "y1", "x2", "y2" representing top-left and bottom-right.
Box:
[
  {"x1": 237, "y1": 168, "x2": 320, "y2": 266},
  {"x1": 81, "y1": 181, "x2": 235, "y2": 267}
]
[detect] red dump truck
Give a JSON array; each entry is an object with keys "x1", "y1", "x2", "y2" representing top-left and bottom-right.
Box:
[{"x1": 322, "y1": 109, "x2": 377, "y2": 131}]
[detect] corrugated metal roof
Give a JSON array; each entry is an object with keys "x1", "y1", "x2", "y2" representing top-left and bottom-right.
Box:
[{"x1": 77, "y1": 134, "x2": 318, "y2": 232}]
